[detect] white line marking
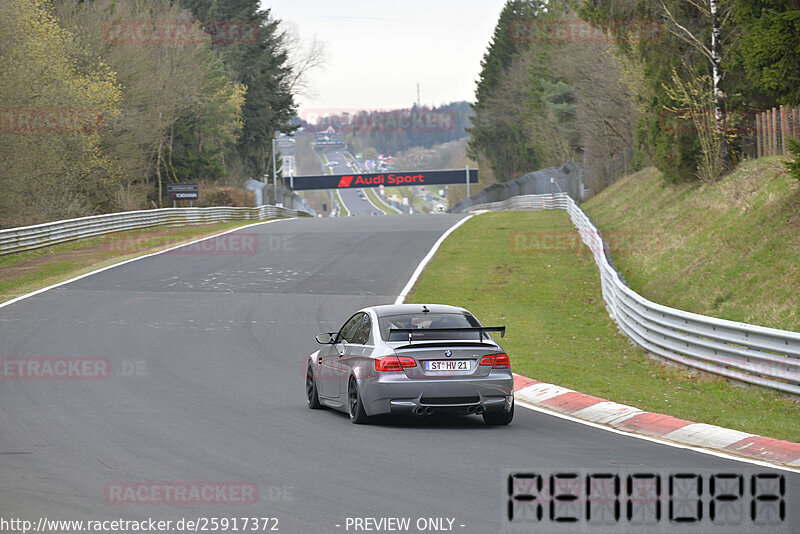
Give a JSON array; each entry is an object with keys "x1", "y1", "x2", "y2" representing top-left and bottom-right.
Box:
[
  {"x1": 364, "y1": 187, "x2": 401, "y2": 214},
  {"x1": 0, "y1": 219, "x2": 289, "y2": 310},
  {"x1": 359, "y1": 188, "x2": 383, "y2": 214},
  {"x1": 516, "y1": 399, "x2": 800, "y2": 473},
  {"x1": 361, "y1": 188, "x2": 394, "y2": 215},
  {"x1": 394, "y1": 215, "x2": 475, "y2": 305},
  {"x1": 335, "y1": 189, "x2": 351, "y2": 217}
]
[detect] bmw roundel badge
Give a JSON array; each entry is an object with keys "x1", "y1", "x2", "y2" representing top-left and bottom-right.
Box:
[{"x1": 444, "y1": 350, "x2": 452, "y2": 357}]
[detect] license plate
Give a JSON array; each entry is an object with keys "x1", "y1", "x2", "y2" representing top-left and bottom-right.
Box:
[{"x1": 424, "y1": 360, "x2": 470, "y2": 371}]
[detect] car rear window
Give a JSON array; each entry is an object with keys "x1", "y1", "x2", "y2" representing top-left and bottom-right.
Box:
[{"x1": 378, "y1": 312, "x2": 482, "y2": 341}]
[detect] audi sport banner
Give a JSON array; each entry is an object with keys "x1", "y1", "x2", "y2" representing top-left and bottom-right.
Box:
[{"x1": 286, "y1": 169, "x2": 478, "y2": 191}]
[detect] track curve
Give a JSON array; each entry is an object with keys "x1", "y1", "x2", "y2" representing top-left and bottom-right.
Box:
[{"x1": 1, "y1": 215, "x2": 797, "y2": 533}]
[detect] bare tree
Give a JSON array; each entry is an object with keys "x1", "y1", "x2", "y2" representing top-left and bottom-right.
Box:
[
  {"x1": 281, "y1": 23, "x2": 327, "y2": 100},
  {"x1": 0, "y1": 0, "x2": 122, "y2": 225},
  {"x1": 56, "y1": 0, "x2": 242, "y2": 207},
  {"x1": 552, "y1": 41, "x2": 639, "y2": 191},
  {"x1": 659, "y1": 0, "x2": 734, "y2": 173}
]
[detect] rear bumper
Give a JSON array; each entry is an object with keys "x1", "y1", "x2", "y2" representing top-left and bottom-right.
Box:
[{"x1": 360, "y1": 371, "x2": 514, "y2": 416}]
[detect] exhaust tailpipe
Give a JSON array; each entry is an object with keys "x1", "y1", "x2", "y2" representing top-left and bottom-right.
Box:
[
  {"x1": 475, "y1": 406, "x2": 485, "y2": 415},
  {"x1": 467, "y1": 406, "x2": 476, "y2": 414},
  {"x1": 424, "y1": 407, "x2": 434, "y2": 416},
  {"x1": 413, "y1": 407, "x2": 425, "y2": 416}
]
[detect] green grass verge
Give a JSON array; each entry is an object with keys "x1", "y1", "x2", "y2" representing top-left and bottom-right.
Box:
[
  {"x1": 583, "y1": 159, "x2": 800, "y2": 331},
  {"x1": 363, "y1": 188, "x2": 393, "y2": 215},
  {"x1": 342, "y1": 151, "x2": 357, "y2": 166},
  {"x1": 0, "y1": 221, "x2": 255, "y2": 303},
  {"x1": 406, "y1": 211, "x2": 800, "y2": 442},
  {"x1": 334, "y1": 190, "x2": 350, "y2": 217},
  {"x1": 392, "y1": 186, "x2": 427, "y2": 212},
  {"x1": 1, "y1": 235, "x2": 109, "y2": 269}
]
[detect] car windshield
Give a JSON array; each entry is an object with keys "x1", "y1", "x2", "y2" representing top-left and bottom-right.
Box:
[{"x1": 378, "y1": 312, "x2": 483, "y2": 341}]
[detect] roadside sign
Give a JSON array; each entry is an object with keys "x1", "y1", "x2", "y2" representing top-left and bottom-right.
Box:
[{"x1": 167, "y1": 183, "x2": 198, "y2": 200}]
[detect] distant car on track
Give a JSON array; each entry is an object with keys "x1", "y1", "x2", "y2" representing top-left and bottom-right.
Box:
[{"x1": 305, "y1": 304, "x2": 514, "y2": 425}]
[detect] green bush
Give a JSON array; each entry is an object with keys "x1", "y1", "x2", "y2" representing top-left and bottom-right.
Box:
[
  {"x1": 196, "y1": 184, "x2": 254, "y2": 207},
  {"x1": 784, "y1": 138, "x2": 800, "y2": 181},
  {"x1": 653, "y1": 128, "x2": 702, "y2": 184}
]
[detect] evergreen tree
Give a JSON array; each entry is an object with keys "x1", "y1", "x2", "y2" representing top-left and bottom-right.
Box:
[
  {"x1": 181, "y1": 0, "x2": 296, "y2": 179},
  {"x1": 468, "y1": 0, "x2": 547, "y2": 181},
  {"x1": 729, "y1": 1, "x2": 800, "y2": 105}
]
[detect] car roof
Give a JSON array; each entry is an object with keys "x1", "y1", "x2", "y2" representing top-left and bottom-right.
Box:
[{"x1": 366, "y1": 304, "x2": 470, "y2": 317}]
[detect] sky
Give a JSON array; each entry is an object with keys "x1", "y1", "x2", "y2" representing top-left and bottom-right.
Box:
[{"x1": 263, "y1": 0, "x2": 507, "y2": 116}]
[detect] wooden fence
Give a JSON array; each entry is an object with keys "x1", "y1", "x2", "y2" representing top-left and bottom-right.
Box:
[{"x1": 755, "y1": 105, "x2": 800, "y2": 157}]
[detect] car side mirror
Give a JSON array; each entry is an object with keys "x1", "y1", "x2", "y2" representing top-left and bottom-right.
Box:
[{"x1": 316, "y1": 332, "x2": 336, "y2": 344}]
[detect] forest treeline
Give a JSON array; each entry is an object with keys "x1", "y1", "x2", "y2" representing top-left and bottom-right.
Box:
[
  {"x1": 469, "y1": 0, "x2": 800, "y2": 191},
  {"x1": 299, "y1": 101, "x2": 474, "y2": 157},
  {"x1": 0, "y1": 0, "x2": 301, "y2": 227}
]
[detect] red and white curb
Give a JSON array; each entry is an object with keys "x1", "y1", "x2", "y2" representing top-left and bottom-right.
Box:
[{"x1": 513, "y1": 374, "x2": 800, "y2": 468}]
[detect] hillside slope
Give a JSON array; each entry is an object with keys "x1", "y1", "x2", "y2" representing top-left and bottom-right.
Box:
[
  {"x1": 583, "y1": 158, "x2": 800, "y2": 331},
  {"x1": 407, "y1": 211, "x2": 799, "y2": 442}
]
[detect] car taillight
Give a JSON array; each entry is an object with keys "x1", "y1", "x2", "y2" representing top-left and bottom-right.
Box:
[
  {"x1": 375, "y1": 356, "x2": 416, "y2": 371},
  {"x1": 479, "y1": 353, "x2": 511, "y2": 369}
]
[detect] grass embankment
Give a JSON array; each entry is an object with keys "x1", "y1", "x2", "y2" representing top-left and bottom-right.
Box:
[
  {"x1": 363, "y1": 188, "x2": 394, "y2": 215},
  {"x1": 406, "y1": 211, "x2": 800, "y2": 442},
  {"x1": 333, "y1": 190, "x2": 350, "y2": 216},
  {"x1": 394, "y1": 186, "x2": 427, "y2": 212},
  {"x1": 583, "y1": 158, "x2": 800, "y2": 331},
  {"x1": 0, "y1": 221, "x2": 255, "y2": 303},
  {"x1": 341, "y1": 151, "x2": 358, "y2": 167}
]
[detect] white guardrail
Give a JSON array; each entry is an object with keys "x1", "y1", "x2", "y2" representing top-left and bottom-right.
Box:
[
  {"x1": 0, "y1": 205, "x2": 312, "y2": 256},
  {"x1": 479, "y1": 193, "x2": 800, "y2": 396},
  {"x1": 467, "y1": 193, "x2": 570, "y2": 212}
]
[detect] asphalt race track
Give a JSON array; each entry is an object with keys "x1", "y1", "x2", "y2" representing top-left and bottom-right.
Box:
[
  {"x1": 326, "y1": 149, "x2": 385, "y2": 217},
  {"x1": 1, "y1": 215, "x2": 798, "y2": 533}
]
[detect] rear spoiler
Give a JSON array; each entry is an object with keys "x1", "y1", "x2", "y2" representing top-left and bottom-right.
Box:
[{"x1": 388, "y1": 326, "x2": 505, "y2": 343}]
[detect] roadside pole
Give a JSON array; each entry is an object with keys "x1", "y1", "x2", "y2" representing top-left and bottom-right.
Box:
[{"x1": 272, "y1": 136, "x2": 278, "y2": 205}]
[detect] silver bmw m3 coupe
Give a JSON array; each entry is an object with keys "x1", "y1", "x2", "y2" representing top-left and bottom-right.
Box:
[{"x1": 305, "y1": 304, "x2": 514, "y2": 425}]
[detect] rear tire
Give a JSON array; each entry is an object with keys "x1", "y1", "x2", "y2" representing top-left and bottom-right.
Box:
[
  {"x1": 483, "y1": 399, "x2": 514, "y2": 425},
  {"x1": 348, "y1": 377, "x2": 369, "y2": 424},
  {"x1": 306, "y1": 363, "x2": 321, "y2": 409}
]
